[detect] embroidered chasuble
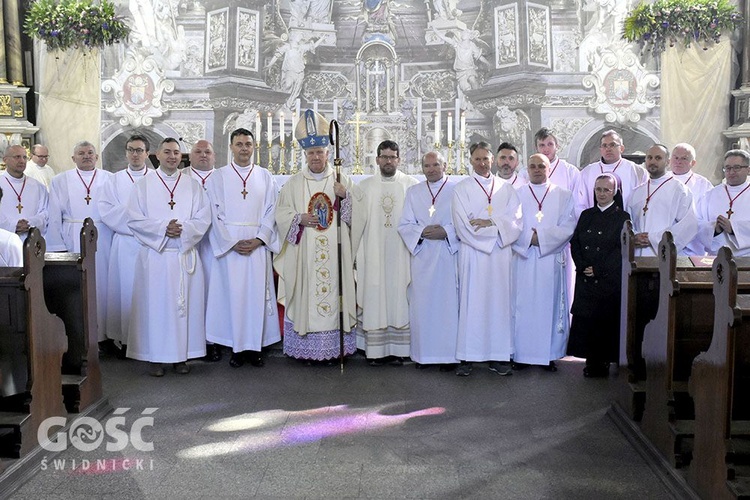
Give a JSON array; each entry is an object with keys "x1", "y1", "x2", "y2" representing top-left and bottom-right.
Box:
[
  {"x1": 274, "y1": 166, "x2": 364, "y2": 360},
  {"x1": 352, "y1": 170, "x2": 418, "y2": 358}
]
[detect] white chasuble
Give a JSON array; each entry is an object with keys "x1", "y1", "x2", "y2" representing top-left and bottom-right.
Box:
[
  {"x1": 627, "y1": 175, "x2": 697, "y2": 257},
  {"x1": 126, "y1": 170, "x2": 210, "y2": 362},
  {"x1": 0, "y1": 173, "x2": 48, "y2": 239},
  {"x1": 511, "y1": 183, "x2": 576, "y2": 365},
  {"x1": 48, "y1": 168, "x2": 114, "y2": 340},
  {"x1": 452, "y1": 172, "x2": 523, "y2": 361},
  {"x1": 205, "y1": 164, "x2": 281, "y2": 351},
  {"x1": 352, "y1": 170, "x2": 418, "y2": 358},
  {"x1": 397, "y1": 178, "x2": 459, "y2": 364},
  {"x1": 274, "y1": 167, "x2": 362, "y2": 337},
  {"x1": 98, "y1": 167, "x2": 148, "y2": 343},
  {"x1": 696, "y1": 180, "x2": 750, "y2": 256}
]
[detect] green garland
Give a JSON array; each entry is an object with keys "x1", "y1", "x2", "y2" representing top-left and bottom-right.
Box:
[
  {"x1": 623, "y1": 0, "x2": 743, "y2": 55},
  {"x1": 24, "y1": 0, "x2": 130, "y2": 52}
]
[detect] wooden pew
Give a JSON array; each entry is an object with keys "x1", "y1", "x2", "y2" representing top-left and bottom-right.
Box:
[
  {"x1": 633, "y1": 233, "x2": 750, "y2": 468},
  {"x1": 617, "y1": 220, "x2": 659, "y2": 420},
  {"x1": 688, "y1": 247, "x2": 750, "y2": 500},
  {"x1": 0, "y1": 228, "x2": 67, "y2": 459},
  {"x1": 42, "y1": 218, "x2": 103, "y2": 414}
]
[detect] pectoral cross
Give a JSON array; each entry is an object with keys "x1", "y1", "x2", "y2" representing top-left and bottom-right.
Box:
[
  {"x1": 642, "y1": 204, "x2": 649, "y2": 216},
  {"x1": 727, "y1": 208, "x2": 734, "y2": 218},
  {"x1": 84, "y1": 194, "x2": 91, "y2": 205},
  {"x1": 487, "y1": 205, "x2": 493, "y2": 216},
  {"x1": 241, "y1": 188, "x2": 248, "y2": 199},
  {"x1": 428, "y1": 205, "x2": 435, "y2": 217},
  {"x1": 168, "y1": 199, "x2": 176, "y2": 210},
  {"x1": 16, "y1": 203, "x2": 22, "y2": 214},
  {"x1": 535, "y1": 211, "x2": 544, "y2": 223}
]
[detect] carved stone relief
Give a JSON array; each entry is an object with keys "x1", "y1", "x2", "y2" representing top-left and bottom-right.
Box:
[
  {"x1": 527, "y1": 3, "x2": 550, "y2": 68},
  {"x1": 205, "y1": 8, "x2": 228, "y2": 73},
  {"x1": 494, "y1": 4, "x2": 519, "y2": 69}
]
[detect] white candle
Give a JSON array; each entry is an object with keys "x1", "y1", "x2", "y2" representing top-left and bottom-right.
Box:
[
  {"x1": 434, "y1": 111, "x2": 440, "y2": 146},
  {"x1": 333, "y1": 99, "x2": 338, "y2": 121},
  {"x1": 416, "y1": 97, "x2": 422, "y2": 142},
  {"x1": 292, "y1": 111, "x2": 297, "y2": 141},
  {"x1": 279, "y1": 112, "x2": 285, "y2": 143},
  {"x1": 267, "y1": 112, "x2": 272, "y2": 145},
  {"x1": 447, "y1": 112, "x2": 453, "y2": 144},
  {"x1": 255, "y1": 112, "x2": 261, "y2": 144},
  {"x1": 313, "y1": 99, "x2": 319, "y2": 114},
  {"x1": 460, "y1": 113, "x2": 466, "y2": 144}
]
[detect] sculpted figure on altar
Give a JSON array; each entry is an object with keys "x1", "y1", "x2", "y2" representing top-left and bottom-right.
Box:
[
  {"x1": 289, "y1": 0, "x2": 333, "y2": 27},
  {"x1": 432, "y1": 0, "x2": 461, "y2": 21},
  {"x1": 431, "y1": 26, "x2": 490, "y2": 92},
  {"x1": 266, "y1": 31, "x2": 325, "y2": 110},
  {"x1": 128, "y1": 0, "x2": 186, "y2": 70}
]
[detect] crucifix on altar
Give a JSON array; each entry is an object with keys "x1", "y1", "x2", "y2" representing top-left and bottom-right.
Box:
[{"x1": 346, "y1": 110, "x2": 369, "y2": 175}]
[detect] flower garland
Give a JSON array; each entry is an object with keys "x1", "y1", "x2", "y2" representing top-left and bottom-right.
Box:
[
  {"x1": 623, "y1": 0, "x2": 743, "y2": 56},
  {"x1": 24, "y1": 0, "x2": 130, "y2": 52}
]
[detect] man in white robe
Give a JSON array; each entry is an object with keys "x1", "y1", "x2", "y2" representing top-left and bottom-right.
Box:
[
  {"x1": 397, "y1": 151, "x2": 459, "y2": 369},
  {"x1": 576, "y1": 129, "x2": 647, "y2": 216},
  {"x1": 627, "y1": 144, "x2": 697, "y2": 257},
  {"x1": 26, "y1": 144, "x2": 56, "y2": 190},
  {"x1": 670, "y1": 143, "x2": 714, "y2": 255},
  {"x1": 520, "y1": 127, "x2": 579, "y2": 192},
  {"x1": 696, "y1": 150, "x2": 750, "y2": 256},
  {"x1": 0, "y1": 145, "x2": 48, "y2": 240},
  {"x1": 512, "y1": 154, "x2": 576, "y2": 369},
  {"x1": 99, "y1": 135, "x2": 151, "y2": 353},
  {"x1": 205, "y1": 129, "x2": 280, "y2": 368},
  {"x1": 352, "y1": 140, "x2": 418, "y2": 364},
  {"x1": 187, "y1": 139, "x2": 223, "y2": 362},
  {"x1": 126, "y1": 138, "x2": 210, "y2": 376},
  {"x1": 274, "y1": 110, "x2": 363, "y2": 363},
  {"x1": 493, "y1": 142, "x2": 528, "y2": 188},
  {"x1": 47, "y1": 141, "x2": 114, "y2": 341},
  {"x1": 452, "y1": 141, "x2": 523, "y2": 376}
]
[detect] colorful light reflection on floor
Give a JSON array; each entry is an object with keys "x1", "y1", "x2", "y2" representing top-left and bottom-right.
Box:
[{"x1": 178, "y1": 404, "x2": 446, "y2": 459}]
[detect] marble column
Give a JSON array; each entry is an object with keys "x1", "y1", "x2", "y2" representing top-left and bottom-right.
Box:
[
  {"x1": 0, "y1": 0, "x2": 7, "y2": 84},
  {"x1": 3, "y1": 0, "x2": 23, "y2": 85}
]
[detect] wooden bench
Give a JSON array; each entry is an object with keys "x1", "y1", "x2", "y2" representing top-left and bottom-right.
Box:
[
  {"x1": 688, "y1": 247, "x2": 750, "y2": 499},
  {"x1": 617, "y1": 220, "x2": 659, "y2": 420},
  {"x1": 625, "y1": 231, "x2": 750, "y2": 468},
  {"x1": 0, "y1": 228, "x2": 67, "y2": 460},
  {"x1": 42, "y1": 218, "x2": 102, "y2": 414}
]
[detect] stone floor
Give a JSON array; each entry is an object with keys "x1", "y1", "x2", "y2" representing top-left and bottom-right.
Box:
[{"x1": 10, "y1": 349, "x2": 675, "y2": 499}]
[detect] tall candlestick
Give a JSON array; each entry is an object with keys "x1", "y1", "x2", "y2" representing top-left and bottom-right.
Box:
[
  {"x1": 447, "y1": 112, "x2": 453, "y2": 144},
  {"x1": 267, "y1": 112, "x2": 272, "y2": 145},
  {"x1": 434, "y1": 112, "x2": 440, "y2": 146},
  {"x1": 460, "y1": 112, "x2": 466, "y2": 144}
]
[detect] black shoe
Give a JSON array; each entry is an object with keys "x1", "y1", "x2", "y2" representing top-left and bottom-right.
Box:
[
  {"x1": 204, "y1": 344, "x2": 222, "y2": 362},
  {"x1": 543, "y1": 361, "x2": 558, "y2": 372},
  {"x1": 455, "y1": 362, "x2": 472, "y2": 376},
  {"x1": 229, "y1": 352, "x2": 244, "y2": 368},
  {"x1": 368, "y1": 358, "x2": 385, "y2": 366},
  {"x1": 247, "y1": 351, "x2": 265, "y2": 367},
  {"x1": 439, "y1": 363, "x2": 458, "y2": 372},
  {"x1": 388, "y1": 356, "x2": 404, "y2": 366},
  {"x1": 583, "y1": 362, "x2": 608, "y2": 378},
  {"x1": 415, "y1": 363, "x2": 429, "y2": 370},
  {"x1": 511, "y1": 361, "x2": 528, "y2": 370}
]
